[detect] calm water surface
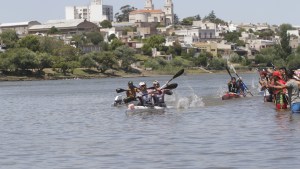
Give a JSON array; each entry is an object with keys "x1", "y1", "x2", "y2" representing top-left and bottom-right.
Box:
[{"x1": 1, "y1": 73, "x2": 300, "y2": 169}]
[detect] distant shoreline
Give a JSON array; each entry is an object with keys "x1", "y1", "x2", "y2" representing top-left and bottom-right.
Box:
[{"x1": 0, "y1": 69, "x2": 256, "y2": 82}]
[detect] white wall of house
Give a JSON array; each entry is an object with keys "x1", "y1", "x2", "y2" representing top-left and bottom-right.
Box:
[
  {"x1": 248, "y1": 39, "x2": 275, "y2": 51},
  {"x1": 287, "y1": 30, "x2": 299, "y2": 37},
  {"x1": 193, "y1": 21, "x2": 216, "y2": 30},
  {"x1": 65, "y1": 0, "x2": 113, "y2": 22},
  {"x1": 175, "y1": 29, "x2": 198, "y2": 36}
]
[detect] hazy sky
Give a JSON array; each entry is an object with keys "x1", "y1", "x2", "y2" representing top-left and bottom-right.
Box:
[{"x1": 0, "y1": 0, "x2": 299, "y2": 26}]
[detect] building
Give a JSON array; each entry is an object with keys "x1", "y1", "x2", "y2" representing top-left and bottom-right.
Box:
[
  {"x1": 0, "y1": 21, "x2": 41, "y2": 37},
  {"x1": 65, "y1": 0, "x2": 113, "y2": 23},
  {"x1": 129, "y1": 0, "x2": 174, "y2": 26},
  {"x1": 193, "y1": 42, "x2": 218, "y2": 57},
  {"x1": 29, "y1": 19, "x2": 98, "y2": 35}
]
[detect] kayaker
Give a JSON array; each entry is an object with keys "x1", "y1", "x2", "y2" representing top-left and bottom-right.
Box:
[
  {"x1": 271, "y1": 70, "x2": 300, "y2": 113},
  {"x1": 279, "y1": 67, "x2": 288, "y2": 81},
  {"x1": 272, "y1": 71, "x2": 288, "y2": 110},
  {"x1": 236, "y1": 77, "x2": 246, "y2": 96},
  {"x1": 123, "y1": 81, "x2": 139, "y2": 104},
  {"x1": 150, "y1": 80, "x2": 170, "y2": 106},
  {"x1": 137, "y1": 82, "x2": 151, "y2": 106},
  {"x1": 259, "y1": 71, "x2": 272, "y2": 102},
  {"x1": 228, "y1": 77, "x2": 238, "y2": 93}
]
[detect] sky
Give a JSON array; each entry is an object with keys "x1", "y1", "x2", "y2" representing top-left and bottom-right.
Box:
[{"x1": 0, "y1": 0, "x2": 299, "y2": 26}]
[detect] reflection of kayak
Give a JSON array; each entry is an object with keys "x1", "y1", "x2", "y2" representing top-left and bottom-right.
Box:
[
  {"x1": 126, "y1": 104, "x2": 166, "y2": 115},
  {"x1": 222, "y1": 92, "x2": 242, "y2": 100}
]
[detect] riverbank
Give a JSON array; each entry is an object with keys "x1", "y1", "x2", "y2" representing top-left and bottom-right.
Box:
[{"x1": 0, "y1": 67, "x2": 256, "y2": 81}]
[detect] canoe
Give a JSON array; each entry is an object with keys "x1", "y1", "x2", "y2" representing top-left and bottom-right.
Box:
[{"x1": 222, "y1": 92, "x2": 242, "y2": 100}]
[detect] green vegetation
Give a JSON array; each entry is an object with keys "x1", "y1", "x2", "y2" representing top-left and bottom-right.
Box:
[{"x1": 0, "y1": 19, "x2": 298, "y2": 81}]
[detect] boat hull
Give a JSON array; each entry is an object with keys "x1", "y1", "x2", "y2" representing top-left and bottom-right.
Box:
[
  {"x1": 126, "y1": 104, "x2": 166, "y2": 115},
  {"x1": 222, "y1": 93, "x2": 241, "y2": 100}
]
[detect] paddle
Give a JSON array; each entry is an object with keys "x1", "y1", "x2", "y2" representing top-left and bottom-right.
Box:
[
  {"x1": 162, "y1": 83, "x2": 178, "y2": 90},
  {"x1": 225, "y1": 66, "x2": 233, "y2": 78},
  {"x1": 116, "y1": 88, "x2": 128, "y2": 93},
  {"x1": 160, "y1": 69, "x2": 184, "y2": 89},
  {"x1": 167, "y1": 69, "x2": 184, "y2": 84},
  {"x1": 230, "y1": 65, "x2": 253, "y2": 96}
]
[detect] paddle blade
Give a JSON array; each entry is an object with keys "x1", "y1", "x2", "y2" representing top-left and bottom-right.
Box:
[
  {"x1": 164, "y1": 83, "x2": 178, "y2": 90},
  {"x1": 173, "y1": 69, "x2": 185, "y2": 79},
  {"x1": 164, "y1": 90, "x2": 173, "y2": 95},
  {"x1": 116, "y1": 88, "x2": 127, "y2": 93},
  {"x1": 230, "y1": 65, "x2": 237, "y2": 74}
]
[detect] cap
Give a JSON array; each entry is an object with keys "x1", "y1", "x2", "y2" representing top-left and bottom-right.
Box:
[
  {"x1": 139, "y1": 82, "x2": 146, "y2": 86},
  {"x1": 153, "y1": 80, "x2": 159, "y2": 85},
  {"x1": 128, "y1": 81, "x2": 133, "y2": 85}
]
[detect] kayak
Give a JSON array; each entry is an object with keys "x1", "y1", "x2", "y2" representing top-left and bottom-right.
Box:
[
  {"x1": 222, "y1": 92, "x2": 242, "y2": 100},
  {"x1": 126, "y1": 103, "x2": 166, "y2": 115},
  {"x1": 112, "y1": 95, "x2": 139, "y2": 107}
]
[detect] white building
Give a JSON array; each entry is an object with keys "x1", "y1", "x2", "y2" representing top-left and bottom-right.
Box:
[
  {"x1": 65, "y1": 0, "x2": 113, "y2": 23},
  {"x1": 129, "y1": 0, "x2": 174, "y2": 26}
]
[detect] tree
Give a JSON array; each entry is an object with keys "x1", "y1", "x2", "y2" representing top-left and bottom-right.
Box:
[
  {"x1": 80, "y1": 53, "x2": 97, "y2": 69},
  {"x1": 0, "y1": 29, "x2": 19, "y2": 48},
  {"x1": 35, "y1": 52, "x2": 53, "y2": 72},
  {"x1": 278, "y1": 24, "x2": 293, "y2": 60},
  {"x1": 145, "y1": 35, "x2": 166, "y2": 49},
  {"x1": 53, "y1": 45, "x2": 79, "y2": 61},
  {"x1": 9, "y1": 48, "x2": 37, "y2": 71},
  {"x1": 181, "y1": 16, "x2": 195, "y2": 26},
  {"x1": 96, "y1": 52, "x2": 118, "y2": 73},
  {"x1": 39, "y1": 36, "x2": 65, "y2": 54},
  {"x1": 114, "y1": 45, "x2": 136, "y2": 71},
  {"x1": 100, "y1": 20, "x2": 112, "y2": 28},
  {"x1": 108, "y1": 34, "x2": 117, "y2": 42},
  {"x1": 18, "y1": 35, "x2": 40, "y2": 52},
  {"x1": 174, "y1": 14, "x2": 180, "y2": 25},
  {"x1": 194, "y1": 14, "x2": 201, "y2": 21},
  {"x1": 115, "y1": 5, "x2": 136, "y2": 22},
  {"x1": 203, "y1": 10, "x2": 216, "y2": 22},
  {"x1": 110, "y1": 38, "x2": 124, "y2": 50},
  {"x1": 86, "y1": 32, "x2": 103, "y2": 45},
  {"x1": 223, "y1": 31, "x2": 243, "y2": 45},
  {"x1": 71, "y1": 34, "x2": 88, "y2": 48},
  {"x1": 48, "y1": 26, "x2": 59, "y2": 34},
  {"x1": 203, "y1": 10, "x2": 226, "y2": 25}
]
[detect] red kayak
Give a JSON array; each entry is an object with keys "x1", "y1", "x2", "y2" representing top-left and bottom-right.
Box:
[{"x1": 222, "y1": 92, "x2": 242, "y2": 100}]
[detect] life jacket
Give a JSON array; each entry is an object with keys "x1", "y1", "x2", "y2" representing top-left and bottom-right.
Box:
[
  {"x1": 228, "y1": 82, "x2": 238, "y2": 93},
  {"x1": 126, "y1": 88, "x2": 138, "y2": 98}
]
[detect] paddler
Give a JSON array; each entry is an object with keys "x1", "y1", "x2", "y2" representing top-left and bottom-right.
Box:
[
  {"x1": 123, "y1": 81, "x2": 139, "y2": 104},
  {"x1": 272, "y1": 71, "x2": 288, "y2": 110},
  {"x1": 271, "y1": 70, "x2": 300, "y2": 113},
  {"x1": 228, "y1": 77, "x2": 238, "y2": 94},
  {"x1": 137, "y1": 82, "x2": 151, "y2": 106},
  {"x1": 150, "y1": 80, "x2": 170, "y2": 107}
]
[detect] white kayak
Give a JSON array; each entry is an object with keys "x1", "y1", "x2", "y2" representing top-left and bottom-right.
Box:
[
  {"x1": 112, "y1": 95, "x2": 139, "y2": 107},
  {"x1": 125, "y1": 104, "x2": 166, "y2": 115}
]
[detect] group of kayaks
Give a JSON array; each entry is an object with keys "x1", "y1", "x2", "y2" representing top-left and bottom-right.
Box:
[
  {"x1": 112, "y1": 66, "x2": 254, "y2": 114},
  {"x1": 112, "y1": 69, "x2": 184, "y2": 115}
]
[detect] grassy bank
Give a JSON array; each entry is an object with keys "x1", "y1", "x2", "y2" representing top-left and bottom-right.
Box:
[{"x1": 0, "y1": 66, "x2": 256, "y2": 81}]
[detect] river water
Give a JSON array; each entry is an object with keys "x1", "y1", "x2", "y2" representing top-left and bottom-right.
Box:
[{"x1": 1, "y1": 73, "x2": 300, "y2": 169}]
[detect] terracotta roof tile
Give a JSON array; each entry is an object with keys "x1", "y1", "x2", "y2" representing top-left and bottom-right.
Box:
[{"x1": 130, "y1": 9, "x2": 163, "y2": 14}]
